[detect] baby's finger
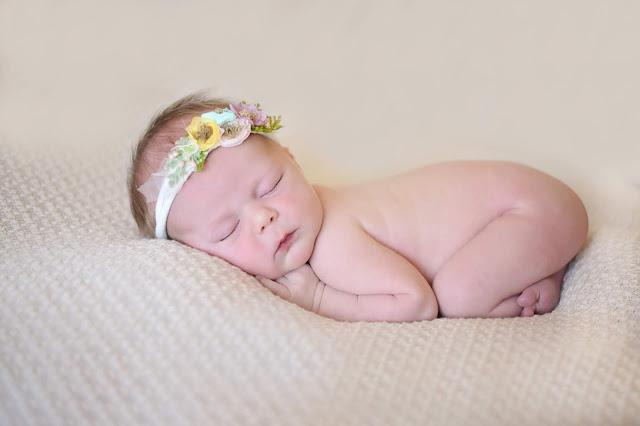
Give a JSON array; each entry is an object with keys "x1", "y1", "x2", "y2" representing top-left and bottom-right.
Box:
[
  {"x1": 256, "y1": 275, "x2": 290, "y2": 300},
  {"x1": 274, "y1": 275, "x2": 290, "y2": 286}
]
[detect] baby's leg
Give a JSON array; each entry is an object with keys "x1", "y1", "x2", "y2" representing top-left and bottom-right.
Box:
[{"x1": 432, "y1": 205, "x2": 584, "y2": 318}]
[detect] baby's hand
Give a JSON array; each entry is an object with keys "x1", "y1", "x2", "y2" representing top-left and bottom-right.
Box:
[{"x1": 256, "y1": 264, "x2": 323, "y2": 313}]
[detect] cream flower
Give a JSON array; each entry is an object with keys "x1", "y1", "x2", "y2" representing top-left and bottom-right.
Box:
[{"x1": 220, "y1": 118, "x2": 252, "y2": 147}]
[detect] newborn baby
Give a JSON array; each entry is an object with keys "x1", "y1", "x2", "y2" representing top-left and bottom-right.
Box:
[{"x1": 129, "y1": 92, "x2": 588, "y2": 322}]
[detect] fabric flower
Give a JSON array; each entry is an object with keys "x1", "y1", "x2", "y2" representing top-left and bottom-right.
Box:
[
  {"x1": 220, "y1": 118, "x2": 252, "y2": 147},
  {"x1": 229, "y1": 102, "x2": 268, "y2": 127},
  {"x1": 201, "y1": 108, "x2": 237, "y2": 126},
  {"x1": 186, "y1": 117, "x2": 221, "y2": 151}
]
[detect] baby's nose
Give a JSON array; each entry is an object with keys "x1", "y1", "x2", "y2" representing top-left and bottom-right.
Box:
[{"x1": 252, "y1": 206, "x2": 278, "y2": 234}]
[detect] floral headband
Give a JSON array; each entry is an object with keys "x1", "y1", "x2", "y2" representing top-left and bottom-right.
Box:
[{"x1": 137, "y1": 102, "x2": 283, "y2": 239}]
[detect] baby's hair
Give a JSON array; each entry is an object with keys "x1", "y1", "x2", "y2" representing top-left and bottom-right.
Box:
[{"x1": 128, "y1": 91, "x2": 231, "y2": 237}]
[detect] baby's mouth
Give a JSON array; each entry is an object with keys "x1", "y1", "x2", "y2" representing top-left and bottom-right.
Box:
[{"x1": 277, "y1": 230, "x2": 297, "y2": 253}]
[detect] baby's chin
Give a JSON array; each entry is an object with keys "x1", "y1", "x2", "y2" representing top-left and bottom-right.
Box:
[
  {"x1": 263, "y1": 259, "x2": 308, "y2": 280},
  {"x1": 283, "y1": 238, "x2": 315, "y2": 273},
  {"x1": 261, "y1": 246, "x2": 313, "y2": 279}
]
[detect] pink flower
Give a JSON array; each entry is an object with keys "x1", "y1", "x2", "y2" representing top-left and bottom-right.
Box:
[{"x1": 230, "y1": 102, "x2": 267, "y2": 127}]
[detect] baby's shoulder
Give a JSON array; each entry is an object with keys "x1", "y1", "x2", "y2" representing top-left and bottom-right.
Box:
[
  {"x1": 309, "y1": 186, "x2": 370, "y2": 264},
  {"x1": 313, "y1": 184, "x2": 367, "y2": 221},
  {"x1": 314, "y1": 185, "x2": 363, "y2": 233}
]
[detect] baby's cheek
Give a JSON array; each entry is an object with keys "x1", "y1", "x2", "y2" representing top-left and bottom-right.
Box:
[
  {"x1": 246, "y1": 261, "x2": 283, "y2": 280},
  {"x1": 229, "y1": 248, "x2": 280, "y2": 278}
]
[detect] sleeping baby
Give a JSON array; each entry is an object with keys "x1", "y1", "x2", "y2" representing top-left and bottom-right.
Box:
[{"x1": 129, "y1": 92, "x2": 588, "y2": 322}]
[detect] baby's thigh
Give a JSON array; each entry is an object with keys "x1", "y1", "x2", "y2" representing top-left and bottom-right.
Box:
[
  {"x1": 425, "y1": 162, "x2": 587, "y2": 317},
  {"x1": 432, "y1": 194, "x2": 584, "y2": 317},
  {"x1": 431, "y1": 211, "x2": 545, "y2": 317}
]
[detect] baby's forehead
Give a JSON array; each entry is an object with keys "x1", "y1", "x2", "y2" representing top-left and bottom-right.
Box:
[
  {"x1": 177, "y1": 137, "x2": 284, "y2": 219},
  {"x1": 206, "y1": 134, "x2": 281, "y2": 167},
  {"x1": 195, "y1": 136, "x2": 283, "y2": 189}
]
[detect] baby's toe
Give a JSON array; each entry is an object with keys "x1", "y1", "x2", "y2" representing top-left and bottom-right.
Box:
[
  {"x1": 521, "y1": 306, "x2": 535, "y2": 317},
  {"x1": 517, "y1": 286, "x2": 539, "y2": 308}
]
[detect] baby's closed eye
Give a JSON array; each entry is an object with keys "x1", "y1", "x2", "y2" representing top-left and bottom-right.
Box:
[
  {"x1": 216, "y1": 174, "x2": 282, "y2": 242},
  {"x1": 219, "y1": 221, "x2": 239, "y2": 242},
  {"x1": 261, "y1": 173, "x2": 283, "y2": 198}
]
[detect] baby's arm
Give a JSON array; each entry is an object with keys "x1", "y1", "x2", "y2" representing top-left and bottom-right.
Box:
[
  {"x1": 259, "y1": 257, "x2": 437, "y2": 322},
  {"x1": 261, "y1": 217, "x2": 436, "y2": 322},
  {"x1": 310, "y1": 221, "x2": 437, "y2": 322}
]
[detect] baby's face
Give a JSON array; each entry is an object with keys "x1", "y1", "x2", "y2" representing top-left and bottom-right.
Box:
[{"x1": 166, "y1": 135, "x2": 323, "y2": 279}]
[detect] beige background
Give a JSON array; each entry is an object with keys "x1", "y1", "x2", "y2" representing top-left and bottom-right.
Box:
[
  {"x1": 1, "y1": 0, "x2": 638, "y2": 188},
  {"x1": 1, "y1": 2, "x2": 639, "y2": 425}
]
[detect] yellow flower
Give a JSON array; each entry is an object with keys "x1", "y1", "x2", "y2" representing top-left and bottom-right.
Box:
[{"x1": 186, "y1": 117, "x2": 221, "y2": 151}]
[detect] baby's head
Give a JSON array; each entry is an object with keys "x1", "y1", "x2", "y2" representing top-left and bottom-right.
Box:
[{"x1": 128, "y1": 92, "x2": 323, "y2": 279}]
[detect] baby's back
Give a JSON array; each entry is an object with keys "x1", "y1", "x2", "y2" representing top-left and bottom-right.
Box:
[{"x1": 313, "y1": 161, "x2": 569, "y2": 282}]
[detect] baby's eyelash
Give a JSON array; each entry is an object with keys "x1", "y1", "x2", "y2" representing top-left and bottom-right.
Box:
[
  {"x1": 220, "y1": 221, "x2": 239, "y2": 242},
  {"x1": 264, "y1": 174, "x2": 283, "y2": 196}
]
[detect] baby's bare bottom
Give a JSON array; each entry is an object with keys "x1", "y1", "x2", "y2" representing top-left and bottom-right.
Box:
[{"x1": 432, "y1": 202, "x2": 583, "y2": 318}]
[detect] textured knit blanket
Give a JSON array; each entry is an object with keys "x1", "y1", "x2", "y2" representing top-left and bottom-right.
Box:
[{"x1": 1, "y1": 140, "x2": 638, "y2": 425}]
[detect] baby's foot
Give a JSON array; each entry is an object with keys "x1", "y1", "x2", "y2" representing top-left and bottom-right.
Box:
[{"x1": 517, "y1": 267, "x2": 565, "y2": 317}]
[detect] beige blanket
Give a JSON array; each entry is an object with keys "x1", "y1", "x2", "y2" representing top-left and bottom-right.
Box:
[
  {"x1": 1, "y1": 1, "x2": 639, "y2": 425},
  {"x1": 1, "y1": 130, "x2": 639, "y2": 426}
]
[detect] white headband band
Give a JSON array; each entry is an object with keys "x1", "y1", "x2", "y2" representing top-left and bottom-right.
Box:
[
  {"x1": 154, "y1": 173, "x2": 185, "y2": 239},
  {"x1": 136, "y1": 102, "x2": 283, "y2": 239}
]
